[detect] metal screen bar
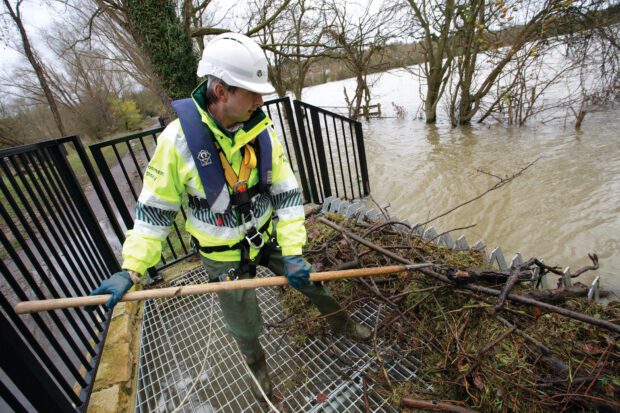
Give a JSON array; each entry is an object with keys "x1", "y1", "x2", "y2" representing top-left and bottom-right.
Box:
[
  {"x1": 0, "y1": 372, "x2": 29, "y2": 413},
  {"x1": 2, "y1": 153, "x2": 104, "y2": 327},
  {"x1": 0, "y1": 210, "x2": 91, "y2": 383},
  {"x1": 322, "y1": 112, "x2": 341, "y2": 199},
  {"x1": 1, "y1": 136, "x2": 121, "y2": 412},
  {"x1": 16, "y1": 153, "x2": 102, "y2": 319},
  {"x1": 292, "y1": 100, "x2": 369, "y2": 203}
]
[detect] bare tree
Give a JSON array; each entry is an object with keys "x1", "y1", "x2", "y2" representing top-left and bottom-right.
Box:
[
  {"x1": 477, "y1": 41, "x2": 579, "y2": 126},
  {"x1": 63, "y1": 1, "x2": 161, "y2": 98},
  {"x1": 405, "y1": 0, "x2": 457, "y2": 123},
  {"x1": 2, "y1": 0, "x2": 67, "y2": 137},
  {"x1": 563, "y1": 3, "x2": 620, "y2": 129},
  {"x1": 0, "y1": 96, "x2": 23, "y2": 147},
  {"x1": 325, "y1": 0, "x2": 402, "y2": 120},
  {"x1": 448, "y1": 0, "x2": 580, "y2": 126},
  {"x1": 189, "y1": 0, "x2": 292, "y2": 39},
  {"x1": 255, "y1": 0, "x2": 334, "y2": 99}
]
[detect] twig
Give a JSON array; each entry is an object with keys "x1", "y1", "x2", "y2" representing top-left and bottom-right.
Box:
[
  {"x1": 496, "y1": 315, "x2": 551, "y2": 355},
  {"x1": 362, "y1": 376, "x2": 370, "y2": 413},
  {"x1": 400, "y1": 398, "x2": 478, "y2": 413},
  {"x1": 458, "y1": 325, "x2": 517, "y2": 380},
  {"x1": 368, "y1": 194, "x2": 391, "y2": 221},
  {"x1": 361, "y1": 220, "x2": 411, "y2": 238},
  {"x1": 494, "y1": 258, "x2": 536, "y2": 310},
  {"x1": 570, "y1": 253, "x2": 599, "y2": 278},
  {"x1": 428, "y1": 224, "x2": 477, "y2": 244},
  {"x1": 418, "y1": 157, "x2": 540, "y2": 227},
  {"x1": 372, "y1": 305, "x2": 392, "y2": 387}
]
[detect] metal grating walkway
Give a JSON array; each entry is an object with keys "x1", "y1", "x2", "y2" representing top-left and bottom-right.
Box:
[{"x1": 135, "y1": 265, "x2": 424, "y2": 412}]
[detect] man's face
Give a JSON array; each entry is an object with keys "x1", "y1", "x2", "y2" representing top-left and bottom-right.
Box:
[{"x1": 220, "y1": 87, "x2": 264, "y2": 128}]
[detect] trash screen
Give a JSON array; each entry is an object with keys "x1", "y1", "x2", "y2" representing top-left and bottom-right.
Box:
[{"x1": 135, "y1": 265, "x2": 424, "y2": 412}]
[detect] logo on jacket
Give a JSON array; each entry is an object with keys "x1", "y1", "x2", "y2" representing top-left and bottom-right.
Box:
[{"x1": 197, "y1": 149, "x2": 212, "y2": 166}]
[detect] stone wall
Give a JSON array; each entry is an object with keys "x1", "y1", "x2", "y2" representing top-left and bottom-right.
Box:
[{"x1": 88, "y1": 300, "x2": 142, "y2": 413}]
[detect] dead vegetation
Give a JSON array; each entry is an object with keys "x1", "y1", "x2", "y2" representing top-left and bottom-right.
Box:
[{"x1": 278, "y1": 213, "x2": 620, "y2": 412}]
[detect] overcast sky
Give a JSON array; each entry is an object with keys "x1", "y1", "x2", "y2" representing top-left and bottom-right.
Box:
[{"x1": 1, "y1": 1, "x2": 66, "y2": 72}]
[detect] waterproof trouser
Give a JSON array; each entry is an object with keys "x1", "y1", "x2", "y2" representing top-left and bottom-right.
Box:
[{"x1": 200, "y1": 241, "x2": 346, "y2": 364}]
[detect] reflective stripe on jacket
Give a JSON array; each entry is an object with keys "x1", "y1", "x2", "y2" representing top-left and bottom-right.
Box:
[{"x1": 121, "y1": 89, "x2": 306, "y2": 274}]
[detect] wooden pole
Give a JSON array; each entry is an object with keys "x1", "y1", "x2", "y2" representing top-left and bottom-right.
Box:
[
  {"x1": 13, "y1": 264, "x2": 433, "y2": 314},
  {"x1": 317, "y1": 216, "x2": 620, "y2": 335}
]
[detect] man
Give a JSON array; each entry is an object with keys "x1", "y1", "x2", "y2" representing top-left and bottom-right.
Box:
[{"x1": 88, "y1": 32, "x2": 371, "y2": 400}]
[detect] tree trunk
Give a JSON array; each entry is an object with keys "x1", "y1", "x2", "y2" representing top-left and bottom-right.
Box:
[
  {"x1": 4, "y1": 0, "x2": 67, "y2": 137},
  {"x1": 126, "y1": 0, "x2": 198, "y2": 116}
]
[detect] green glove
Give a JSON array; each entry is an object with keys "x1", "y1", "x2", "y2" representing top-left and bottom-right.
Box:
[
  {"x1": 86, "y1": 271, "x2": 133, "y2": 311},
  {"x1": 283, "y1": 255, "x2": 312, "y2": 288}
]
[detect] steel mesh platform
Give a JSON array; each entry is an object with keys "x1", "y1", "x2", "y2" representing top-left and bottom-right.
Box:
[{"x1": 135, "y1": 265, "x2": 424, "y2": 412}]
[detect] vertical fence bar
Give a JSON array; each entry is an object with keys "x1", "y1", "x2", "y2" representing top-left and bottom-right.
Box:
[
  {"x1": 0, "y1": 168, "x2": 97, "y2": 361},
  {"x1": 310, "y1": 108, "x2": 331, "y2": 201},
  {"x1": 12, "y1": 153, "x2": 99, "y2": 338},
  {"x1": 339, "y1": 119, "x2": 354, "y2": 199},
  {"x1": 331, "y1": 116, "x2": 347, "y2": 199},
  {"x1": 354, "y1": 121, "x2": 370, "y2": 196},
  {"x1": 90, "y1": 145, "x2": 132, "y2": 242},
  {"x1": 31, "y1": 150, "x2": 105, "y2": 289},
  {"x1": 322, "y1": 112, "x2": 340, "y2": 198},
  {"x1": 39, "y1": 148, "x2": 109, "y2": 294},
  {"x1": 0, "y1": 135, "x2": 124, "y2": 412},
  {"x1": 303, "y1": 107, "x2": 324, "y2": 198},
  {"x1": 293, "y1": 100, "x2": 320, "y2": 203},
  {"x1": 281, "y1": 97, "x2": 312, "y2": 202},
  {"x1": 0, "y1": 377, "x2": 29, "y2": 413},
  {"x1": 0, "y1": 212, "x2": 92, "y2": 369},
  {"x1": 1, "y1": 294, "x2": 89, "y2": 401},
  {"x1": 14, "y1": 153, "x2": 99, "y2": 305}
]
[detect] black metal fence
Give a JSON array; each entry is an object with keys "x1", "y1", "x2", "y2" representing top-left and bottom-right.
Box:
[
  {"x1": 0, "y1": 136, "x2": 121, "y2": 412},
  {"x1": 292, "y1": 99, "x2": 370, "y2": 204}
]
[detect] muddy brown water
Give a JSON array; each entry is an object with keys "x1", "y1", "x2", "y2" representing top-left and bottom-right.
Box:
[{"x1": 360, "y1": 108, "x2": 620, "y2": 295}]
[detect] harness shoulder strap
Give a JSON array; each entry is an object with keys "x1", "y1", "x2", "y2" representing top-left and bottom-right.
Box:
[{"x1": 171, "y1": 98, "x2": 230, "y2": 213}]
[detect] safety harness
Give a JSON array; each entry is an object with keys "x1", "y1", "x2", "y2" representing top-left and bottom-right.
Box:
[{"x1": 172, "y1": 98, "x2": 273, "y2": 278}]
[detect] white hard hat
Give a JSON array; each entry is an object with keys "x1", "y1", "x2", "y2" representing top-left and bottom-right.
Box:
[{"x1": 197, "y1": 32, "x2": 275, "y2": 95}]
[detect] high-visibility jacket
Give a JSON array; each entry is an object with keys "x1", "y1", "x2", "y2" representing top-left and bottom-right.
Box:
[{"x1": 121, "y1": 86, "x2": 306, "y2": 275}]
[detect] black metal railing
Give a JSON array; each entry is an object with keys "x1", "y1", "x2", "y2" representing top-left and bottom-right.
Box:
[
  {"x1": 293, "y1": 100, "x2": 370, "y2": 204},
  {"x1": 262, "y1": 97, "x2": 309, "y2": 198},
  {"x1": 89, "y1": 127, "x2": 192, "y2": 278},
  {"x1": 0, "y1": 136, "x2": 121, "y2": 412}
]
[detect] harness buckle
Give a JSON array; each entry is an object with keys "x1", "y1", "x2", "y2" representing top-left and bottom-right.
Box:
[
  {"x1": 245, "y1": 229, "x2": 265, "y2": 249},
  {"x1": 217, "y1": 268, "x2": 239, "y2": 282},
  {"x1": 233, "y1": 180, "x2": 248, "y2": 193}
]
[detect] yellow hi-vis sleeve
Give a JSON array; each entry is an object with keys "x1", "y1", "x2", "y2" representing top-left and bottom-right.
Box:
[{"x1": 121, "y1": 123, "x2": 184, "y2": 275}]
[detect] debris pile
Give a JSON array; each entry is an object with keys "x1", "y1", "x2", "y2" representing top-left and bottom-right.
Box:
[{"x1": 279, "y1": 213, "x2": 620, "y2": 412}]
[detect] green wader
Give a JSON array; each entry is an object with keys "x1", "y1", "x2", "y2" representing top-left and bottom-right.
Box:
[{"x1": 200, "y1": 239, "x2": 347, "y2": 364}]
